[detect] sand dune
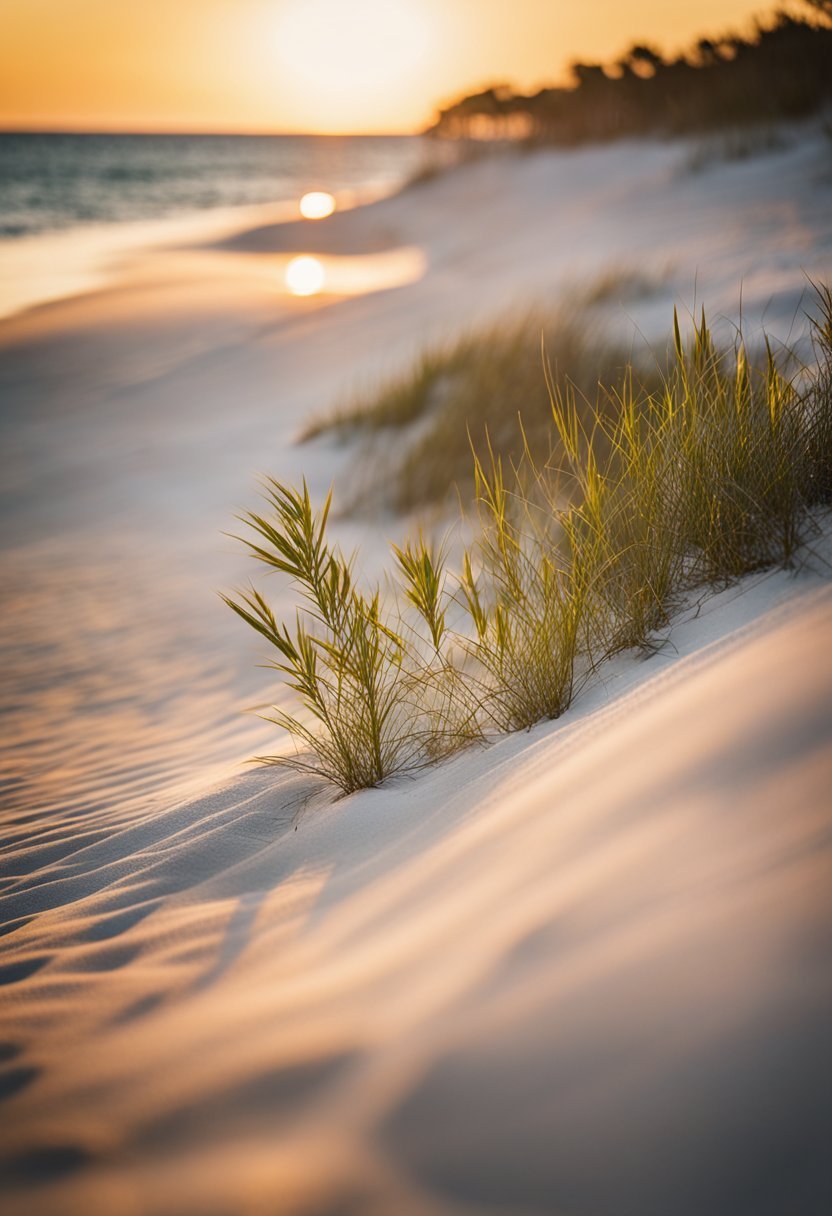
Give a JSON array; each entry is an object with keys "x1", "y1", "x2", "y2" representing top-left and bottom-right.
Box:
[
  {"x1": 2, "y1": 127, "x2": 832, "y2": 1213},
  {"x1": 2, "y1": 561, "x2": 831, "y2": 1214}
]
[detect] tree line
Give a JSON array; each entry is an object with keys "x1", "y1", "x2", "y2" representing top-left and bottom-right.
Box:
[{"x1": 427, "y1": 7, "x2": 832, "y2": 144}]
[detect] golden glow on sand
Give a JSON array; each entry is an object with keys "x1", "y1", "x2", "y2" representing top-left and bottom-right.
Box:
[
  {"x1": 285, "y1": 255, "x2": 326, "y2": 296},
  {"x1": 299, "y1": 191, "x2": 337, "y2": 220}
]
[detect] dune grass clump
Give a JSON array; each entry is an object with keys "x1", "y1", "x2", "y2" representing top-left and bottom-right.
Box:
[
  {"x1": 224, "y1": 481, "x2": 480, "y2": 792},
  {"x1": 303, "y1": 310, "x2": 642, "y2": 513},
  {"x1": 577, "y1": 265, "x2": 666, "y2": 309},
  {"x1": 459, "y1": 445, "x2": 598, "y2": 729},
  {"x1": 544, "y1": 371, "x2": 686, "y2": 655},
  {"x1": 223, "y1": 482, "x2": 420, "y2": 792},
  {"x1": 223, "y1": 481, "x2": 409, "y2": 791},
  {"x1": 666, "y1": 312, "x2": 812, "y2": 581},
  {"x1": 392, "y1": 535, "x2": 487, "y2": 756},
  {"x1": 541, "y1": 307, "x2": 822, "y2": 651},
  {"x1": 227, "y1": 290, "x2": 831, "y2": 795},
  {"x1": 805, "y1": 281, "x2": 832, "y2": 505}
]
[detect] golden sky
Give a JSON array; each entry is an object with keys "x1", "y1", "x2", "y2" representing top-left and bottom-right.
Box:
[{"x1": 0, "y1": 0, "x2": 793, "y2": 134}]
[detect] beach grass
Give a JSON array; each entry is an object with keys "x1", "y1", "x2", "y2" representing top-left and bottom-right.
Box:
[
  {"x1": 227, "y1": 287, "x2": 832, "y2": 794},
  {"x1": 303, "y1": 309, "x2": 649, "y2": 513},
  {"x1": 223, "y1": 481, "x2": 479, "y2": 793}
]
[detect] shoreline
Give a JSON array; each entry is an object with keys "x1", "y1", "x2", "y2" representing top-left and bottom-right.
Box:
[{"x1": 0, "y1": 183, "x2": 406, "y2": 323}]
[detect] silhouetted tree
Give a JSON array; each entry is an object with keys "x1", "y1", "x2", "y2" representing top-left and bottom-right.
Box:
[
  {"x1": 427, "y1": 14, "x2": 832, "y2": 144},
  {"x1": 624, "y1": 44, "x2": 663, "y2": 77},
  {"x1": 801, "y1": 0, "x2": 832, "y2": 21}
]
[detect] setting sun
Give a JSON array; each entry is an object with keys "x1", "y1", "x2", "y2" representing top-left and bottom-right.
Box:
[{"x1": 275, "y1": 0, "x2": 432, "y2": 104}]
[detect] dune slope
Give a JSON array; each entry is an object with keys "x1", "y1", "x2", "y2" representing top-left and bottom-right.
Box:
[{"x1": 1, "y1": 557, "x2": 831, "y2": 1215}]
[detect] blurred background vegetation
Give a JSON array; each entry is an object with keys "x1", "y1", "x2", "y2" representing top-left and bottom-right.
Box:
[{"x1": 427, "y1": 7, "x2": 832, "y2": 144}]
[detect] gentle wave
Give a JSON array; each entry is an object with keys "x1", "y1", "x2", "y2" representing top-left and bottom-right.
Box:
[{"x1": 0, "y1": 132, "x2": 424, "y2": 242}]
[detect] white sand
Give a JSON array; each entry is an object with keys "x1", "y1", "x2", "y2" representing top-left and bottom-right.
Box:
[{"x1": 1, "y1": 125, "x2": 832, "y2": 1214}]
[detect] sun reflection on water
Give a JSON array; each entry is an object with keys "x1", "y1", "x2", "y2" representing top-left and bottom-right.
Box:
[
  {"x1": 280, "y1": 247, "x2": 425, "y2": 300},
  {"x1": 299, "y1": 191, "x2": 336, "y2": 220},
  {"x1": 285, "y1": 255, "x2": 326, "y2": 296}
]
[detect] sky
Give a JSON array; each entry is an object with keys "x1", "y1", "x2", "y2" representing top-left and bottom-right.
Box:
[{"x1": 0, "y1": 0, "x2": 798, "y2": 134}]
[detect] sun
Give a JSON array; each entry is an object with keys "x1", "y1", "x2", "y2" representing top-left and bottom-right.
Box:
[{"x1": 275, "y1": 0, "x2": 431, "y2": 104}]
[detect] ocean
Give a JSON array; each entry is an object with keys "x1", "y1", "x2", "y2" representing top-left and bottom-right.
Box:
[{"x1": 0, "y1": 131, "x2": 425, "y2": 240}]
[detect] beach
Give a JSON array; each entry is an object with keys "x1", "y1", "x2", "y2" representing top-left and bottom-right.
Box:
[{"x1": 2, "y1": 124, "x2": 832, "y2": 1214}]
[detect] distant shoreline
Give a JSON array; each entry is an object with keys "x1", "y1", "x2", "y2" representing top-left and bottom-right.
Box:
[
  {"x1": 0, "y1": 128, "x2": 421, "y2": 140},
  {"x1": 0, "y1": 132, "x2": 425, "y2": 319}
]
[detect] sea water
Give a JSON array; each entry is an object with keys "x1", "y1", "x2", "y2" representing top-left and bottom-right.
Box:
[
  {"x1": 0, "y1": 132, "x2": 425, "y2": 316},
  {"x1": 0, "y1": 131, "x2": 423, "y2": 239}
]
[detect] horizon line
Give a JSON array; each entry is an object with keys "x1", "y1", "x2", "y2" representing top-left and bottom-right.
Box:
[{"x1": 0, "y1": 124, "x2": 427, "y2": 139}]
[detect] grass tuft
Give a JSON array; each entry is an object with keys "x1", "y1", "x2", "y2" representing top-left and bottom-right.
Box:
[
  {"x1": 224, "y1": 480, "x2": 421, "y2": 793},
  {"x1": 303, "y1": 310, "x2": 648, "y2": 513},
  {"x1": 224, "y1": 482, "x2": 483, "y2": 792},
  {"x1": 227, "y1": 287, "x2": 832, "y2": 795},
  {"x1": 458, "y1": 440, "x2": 597, "y2": 729}
]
